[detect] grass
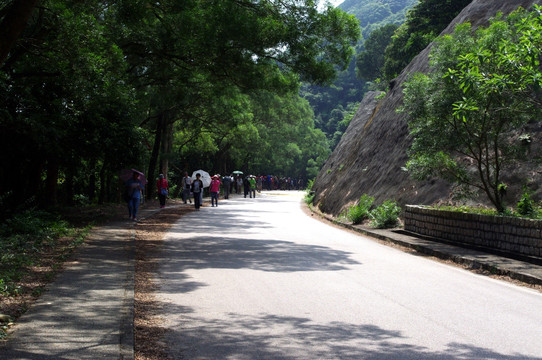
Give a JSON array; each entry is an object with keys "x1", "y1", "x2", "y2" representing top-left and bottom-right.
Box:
[
  {"x1": 0, "y1": 199, "x2": 166, "y2": 339},
  {"x1": 0, "y1": 208, "x2": 95, "y2": 339},
  {"x1": 429, "y1": 204, "x2": 542, "y2": 219}
]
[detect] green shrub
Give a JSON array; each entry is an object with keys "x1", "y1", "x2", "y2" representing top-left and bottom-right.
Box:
[
  {"x1": 304, "y1": 179, "x2": 315, "y2": 204},
  {"x1": 517, "y1": 187, "x2": 535, "y2": 217},
  {"x1": 370, "y1": 200, "x2": 401, "y2": 229},
  {"x1": 0, "y1": 210, "x2": 72, "y2": 297},
  {"x1": 345, "y1": 194, "x2": 374, "y2": 224},
  {"x1": 304, "y1": 192, "x2": 315, "y2": 205}
]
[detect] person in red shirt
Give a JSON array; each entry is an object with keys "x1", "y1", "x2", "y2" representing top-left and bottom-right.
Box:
[
  {"x1": 210, "y1": 175, "x2": 221, "y2": 207},
  {"x1": 156, "y1": 173, "x2": 169, "y2": 208}
]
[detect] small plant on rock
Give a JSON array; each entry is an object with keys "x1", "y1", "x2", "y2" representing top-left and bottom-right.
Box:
[
  {"x1": 370, "y1": 200, "x2": 401, "y2": 229},
  {"x1": 304, "y1": 179, "x2": 315, "y2": 205}
]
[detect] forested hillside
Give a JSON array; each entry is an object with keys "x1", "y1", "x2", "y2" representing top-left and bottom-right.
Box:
[
  {"x1": 302, "y1": 0, "x2": 416, "y2": 149},
  {"x1": 0, "y1": 0, "x2": 359, "y2": 213},
  {"x1": 340, "y1": 0, "x2": 416, "y2": 37},
  {"x1": 305, "y1": 0, "x2": 471, "y2": 149}
]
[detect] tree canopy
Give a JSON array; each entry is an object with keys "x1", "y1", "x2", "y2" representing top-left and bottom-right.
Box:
[
  {"x1": 382, "y1": 0, "x2": 471, "y2": 80},
  {"x1": 0, "y1": 0, "x2": 360, "y2": 213}
]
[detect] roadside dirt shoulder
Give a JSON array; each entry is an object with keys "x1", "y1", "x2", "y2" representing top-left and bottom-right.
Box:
[{"x1": 135, "y1": 205, "x2": 193, "y2": 360}]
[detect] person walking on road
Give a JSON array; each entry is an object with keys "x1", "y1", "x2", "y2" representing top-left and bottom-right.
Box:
[
  {"x1": 243, "y1": 176, "x2": 250, "y2": 198},
  {"x1": 125, "y1": 171, "x2": 143, "y2": 221},
  {"x1": 236, "y1": 176, "x2": 243, "y2": 194},
  {"x1": 182, "y1": 172, "x2": 192, "y2": 204},
  {"x1": 156, "y1": 173, "x2": 169, "y2": 208},
  {"x1": 222, "y1": 175, "x2": 232, "y2": 199},
  {"x1": 191, "y1": 173, "x2": 204, "y2": 210},
  {"x1": 210, "y1": 175, "x2": 221, "y2": 207},
  {"x1": 249, "y1": 176, "x2": 256, "y2": 198}
]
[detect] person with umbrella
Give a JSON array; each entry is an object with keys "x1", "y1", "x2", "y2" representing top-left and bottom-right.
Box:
[
  {"x1": 125, "y1": 170, "x2": 144, "y2": 221},
  {"x1": 191, "y1": 173, "x2": 204, "y2": 210}
]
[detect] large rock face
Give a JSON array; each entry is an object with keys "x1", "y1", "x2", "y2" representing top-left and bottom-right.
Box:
[{"x1": 313, "y1": 0, "x2": 542, "y2": 216}]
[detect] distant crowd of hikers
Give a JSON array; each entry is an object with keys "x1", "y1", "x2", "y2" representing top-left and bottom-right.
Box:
[
  {"x1": 222, "y1": 175, "x2": 305, "y2": 194},
  {"x1": 124, "y1": 170, "x2": 305, "y2": 219}
]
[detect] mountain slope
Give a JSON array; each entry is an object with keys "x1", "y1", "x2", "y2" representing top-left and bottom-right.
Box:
[{"x1": 312, "y1": 0, "x2": 542, "y2": 216}]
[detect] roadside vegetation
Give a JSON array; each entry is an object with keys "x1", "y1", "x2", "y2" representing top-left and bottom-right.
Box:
[
  {"x1": 0, "y1": 202, "x2": 135, "y2": 339},
  {"x1": 0, "y1": 0, "x2": 360, "y2": 217},
  {"x1": 338, "y1": 194, "x2": 402, "y2": 229},
  {"x1": 430, "y1": 197, "x2": 542, "y2": 219},
  {"x1": 344, "y1": 194, "x2": 374, "y2": 225},
  {"x1": 303, "y1": 179, "x2": 315, "y2": 205},
  {"x1": 401, "y1": 5, "x2": 542, "y2": 213}
]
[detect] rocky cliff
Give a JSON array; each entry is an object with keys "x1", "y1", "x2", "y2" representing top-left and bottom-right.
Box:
[{"x1": 313, "y1": 0, "x2": 542, "y2": 216}]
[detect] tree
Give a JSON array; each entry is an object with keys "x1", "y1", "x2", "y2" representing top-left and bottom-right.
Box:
[
  {"x1": 114, "y1": 0, "x2": 360, "y2": 198},
  {"x1": 0, "y1": 0, "x2": 40, "y2": 66},
  {"x1": 356, "y1": 23, "x2": 398, "y2": 81},
  {"x1": 383, "y1": 0, "x2": 471, "y2": 80},
  {"x1": 401, "y1": 6, "x2": 542, "y2": 212},
  {"x1": 0, "y1": 1, "x2": 142, "y2": 209},
  {"x1": 0, "y1": 0, "x2": 360, "y2": 209}
]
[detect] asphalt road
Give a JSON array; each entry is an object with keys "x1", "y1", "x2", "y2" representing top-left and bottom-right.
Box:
[{"x1": 156, "y1": 191, "x2": 542, "y2": 360}]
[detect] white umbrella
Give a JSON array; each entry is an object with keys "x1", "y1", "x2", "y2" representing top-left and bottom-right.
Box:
[{"x1": 191, "y1": 170, "x2": 211, "y2": 188}]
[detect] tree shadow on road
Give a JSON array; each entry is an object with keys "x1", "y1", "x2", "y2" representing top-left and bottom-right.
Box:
[
  {"x1": 160, "y1": 236, "x2": 361, "y2": 275},
  {"x1": 160, "y1": 311, "x2": 536, "y2": 360}
]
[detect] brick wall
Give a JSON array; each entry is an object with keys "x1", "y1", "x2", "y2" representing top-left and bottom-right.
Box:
[{"x1": 404, "y1": 205, "x2": 542, "y2": 259}]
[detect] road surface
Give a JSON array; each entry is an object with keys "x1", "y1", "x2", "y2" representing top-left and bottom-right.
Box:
[{"x1": 156, "y1": 191, "x2": 542, "y2": 359}]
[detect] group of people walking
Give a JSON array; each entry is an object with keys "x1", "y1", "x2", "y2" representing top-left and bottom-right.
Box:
[{"x1": 124, "y1": 170, "x2": 303, "y2": 219}]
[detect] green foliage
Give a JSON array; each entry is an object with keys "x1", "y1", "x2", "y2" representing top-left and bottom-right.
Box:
[
  {"x1": 517, "y1": 187, "x2": 535, "y2": 217},
  {"x1": 401, "y1": 6, "x2": 542, "y2": 213},
  {"x1": 430, "y1": 204, "x2": 542, "y2": 219},
  {"x1": 431, "y1": 205, "x2": 500, "y2": 216},
  {"x1": 344, "y1": 194, "x2": 375, "y2": 224},
  {"x1": 303, "y1": 0, "x2": 416, "y2": 148},
  {"x1": 341, "y1": 0, "x2": 417, "y2": 37},
  {"x1": 304, "y1": 181, "x2": 315, "y2": 205},
  {"x1": 383, "y1": 0, "x2": 471, "y2": 79},
  {"x1": 306, "y1": 179, "x2": 314, "y2": 191},
  {"x1": 356, "y1": 23, "x2": 399, "y2": 81},
  {"x1": 1, "y1": 0, "x2": 361, "y2": 209},
  {"x1": 304, "y1": 193, "x2": 315, "y2": 205},
  {"x1": 0, "y1": 210, "x2": 73, "y2": 296},
  {"x1": 369, "y1": 200, "x2": 401, "y2": 228}
]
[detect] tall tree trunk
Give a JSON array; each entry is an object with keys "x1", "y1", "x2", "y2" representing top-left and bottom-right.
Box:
[
  {"x1": 88, "y1": 159, "x2": 96, "y2": 203},
  {"x1": 147, "y1": 115, "x2": 163, "y2": 200},
  {"x1": 159, "y1": 115, "x2": 173, "y2": 177},
  {"x1": 65, "y1": 169, "x2": 74, "y2": 206},
  {"x1": 44, "y1": 157, "x2": 59, "y2": 207},
  {"x1": 105, "y1": 168, "x2": 112, "y2": 203},
  {"x1": 0, "y1": 0, "x2": 40, "y2": 66},
  {"x1": 98, "y1": 163, "x2": 106, "y2": 204}
]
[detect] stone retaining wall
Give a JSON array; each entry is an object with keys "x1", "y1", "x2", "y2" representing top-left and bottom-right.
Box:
[{"x1": 404, "y1": 205, "x2": 542, "y2": 259}]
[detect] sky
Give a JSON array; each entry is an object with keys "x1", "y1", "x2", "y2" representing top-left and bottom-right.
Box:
[{"x1": 319, "y1": 0, "x2": 343, "y2": 11}]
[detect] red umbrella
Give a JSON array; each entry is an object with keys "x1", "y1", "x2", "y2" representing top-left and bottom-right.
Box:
[{"x1": 120, "y1": 168, "x2": 148, "y2": 184}]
